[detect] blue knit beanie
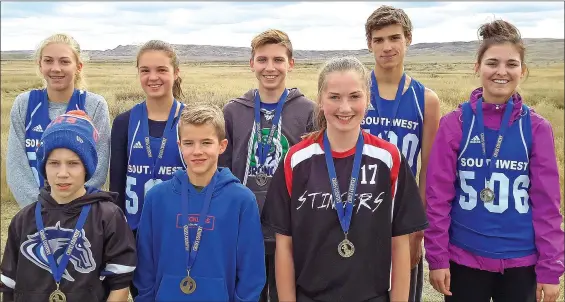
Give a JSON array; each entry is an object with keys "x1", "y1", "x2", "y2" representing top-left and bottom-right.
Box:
[{"x1": 36, "y1": 110, "x2": 99, "y2": 184}]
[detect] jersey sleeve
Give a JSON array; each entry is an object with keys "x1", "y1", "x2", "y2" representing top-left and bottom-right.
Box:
[
  {"x1": 391, "y1": 152, "x2": 429, "y2": 237},
  {"x1": 261, "y1": 156, "x2": 293, "y2": 236},
  {"x1": 100, "y1": 207, "x2": 137, "y2": 291}
]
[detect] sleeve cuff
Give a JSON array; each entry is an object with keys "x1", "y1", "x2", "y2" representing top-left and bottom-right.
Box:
[
  {"x1": 261, "y1": 221, "x2": 291, "y2": 236},
  {"x1": 107, "y1": 280, "x2": 132, "y2": 291},
  {"x1": 427, "y1": 260, "x2": 450, "y2": 270},
  {"x1": 535, "y1": 275, "x2": 561, "y2": 285},
  {"x1": 392, "y1": 222, "x2": 429, "y2": 237},
  {"x1": 535, "y1": 270, "x2": 563, "y2": 285}
]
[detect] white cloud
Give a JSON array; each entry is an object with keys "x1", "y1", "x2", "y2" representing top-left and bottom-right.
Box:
[
  {"x1": 57, "y1": 2, "x2": 116, "y2": 16},
  {"x1": 1, "y1": 1, "x2": 563, "y2": 51}
]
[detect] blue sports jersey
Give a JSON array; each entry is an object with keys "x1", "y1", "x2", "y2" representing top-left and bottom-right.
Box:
[
  {"x1": 25, "y1": 89, "x2": 86, "y2": 188},
  {"x1": 125, "y1": 101, "x2": 185, "y2": 230},
  {"x1": 450, "y1": 101, "x2": 535, "y2": 259},
  {"x1": 361, "y1": 75, "x2": 425, "y2": 176}
]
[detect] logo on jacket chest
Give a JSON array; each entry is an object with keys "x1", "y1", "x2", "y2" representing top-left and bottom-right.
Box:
[
  {"x1": 248, "y1": 127, "x2": 289, "y2": 177},
  {"x1": 175, "y1": 214, "x2": 216, "y2": 231},
  {"x1": 20, "y1": 221, "x2": 96, "y2": 282}
]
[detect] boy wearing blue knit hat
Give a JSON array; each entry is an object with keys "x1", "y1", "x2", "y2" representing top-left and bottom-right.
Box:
[{"x1": 0, "y1": 110, "x2": 137, "y2": 302}]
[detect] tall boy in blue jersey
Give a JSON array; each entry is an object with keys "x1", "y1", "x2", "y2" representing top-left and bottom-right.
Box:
[
  {"x1": 362, "y1": 6, "x2": 440, "y2": 302},
  {"x1": 134, "y1": 103, "x2": 266, "y2": 302}
]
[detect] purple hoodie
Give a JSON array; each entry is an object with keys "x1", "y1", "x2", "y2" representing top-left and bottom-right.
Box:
[{"x1": 424, "y1": 87, "x2": 564, "y2": 284}]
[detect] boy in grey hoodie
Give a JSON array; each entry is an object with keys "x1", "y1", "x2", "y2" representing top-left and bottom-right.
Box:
[{"x1": 219, "y1": 29, "x2": 314, "y2": 302}]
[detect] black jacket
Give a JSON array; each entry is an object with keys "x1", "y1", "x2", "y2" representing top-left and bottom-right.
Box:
[{"x1": 0, "y1": 187, "x2": 137, "y2": 302}]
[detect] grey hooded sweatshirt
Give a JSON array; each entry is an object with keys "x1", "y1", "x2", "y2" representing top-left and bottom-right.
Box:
[{"x1": 219, "y1": 87, "x2": 314, "y2": 221}]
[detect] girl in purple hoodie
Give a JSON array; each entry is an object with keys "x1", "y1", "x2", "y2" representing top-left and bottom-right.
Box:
[{"x1": 424, "y1": 20, "x2": 564, "y2": 302}]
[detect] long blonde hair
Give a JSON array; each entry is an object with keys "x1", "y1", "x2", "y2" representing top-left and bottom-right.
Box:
[
  {"x1": 35, "y1": 33, "x2": 87, "y2": 90},
  {"x1": 306, "y1": 56, "x2": 372, "y2": 140}
]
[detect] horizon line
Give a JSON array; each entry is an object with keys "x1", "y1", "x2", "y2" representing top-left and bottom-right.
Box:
[{"x1": 1, "y1": 37, "x2": 562, "y2": 53}]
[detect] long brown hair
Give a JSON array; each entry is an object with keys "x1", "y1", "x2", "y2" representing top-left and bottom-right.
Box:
[{"x1": 136, "y1": 40, "x2": 185, "y2": 100}]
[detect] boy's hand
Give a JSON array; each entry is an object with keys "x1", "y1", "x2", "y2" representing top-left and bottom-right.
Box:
[
  {"x1": 536, "y1": 283, "x2": 559, "y2": 302},
  {"x1": 429, "y1": 268, "x2": 452, "y2": 296}
]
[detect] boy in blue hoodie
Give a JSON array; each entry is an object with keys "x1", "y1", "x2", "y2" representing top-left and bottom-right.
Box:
[{"x1": 133, "y1": 103, "x2": 266, "y2": 302}]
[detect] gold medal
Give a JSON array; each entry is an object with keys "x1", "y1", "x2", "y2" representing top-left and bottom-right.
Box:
[
  {"x1": 480, "y1": 187, "x2": 495, "y2": 203},
  {"x1": 338, "y1": 238, "x2": 355, "y2": 258},
  {"x1": 49, "y1": 289, "x2": 66, "y2": 302},
  {"x1": 180, "y1": 275, "x2": 196, "y2": 294},
  {"x1": 256, "y1": 171, "x2": 268, "y2": 187}
]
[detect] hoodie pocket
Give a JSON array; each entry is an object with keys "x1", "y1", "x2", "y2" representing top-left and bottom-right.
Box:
[{"x1": 155, "y1": 274, "x2": 229, "y2": 302}]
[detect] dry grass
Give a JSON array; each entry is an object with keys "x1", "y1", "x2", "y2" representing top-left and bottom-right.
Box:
[{"x1": 1, "y1": 59, "x2": 563, "y2": 301}]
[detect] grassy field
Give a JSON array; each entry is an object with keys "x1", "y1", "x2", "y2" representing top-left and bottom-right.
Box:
[{"x1": 1, "y1": 59, "x2": 563, "y2": 301}]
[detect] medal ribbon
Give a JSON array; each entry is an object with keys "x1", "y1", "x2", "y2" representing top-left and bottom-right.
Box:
[
  {"x1": 181, "y1": 172, "x2": 217, "y2": 274},
  {"x1": 370, "y1": 71, "x2": 406, "y2": 139},
  {"x1": 254, "y1": 89, "x2": 288, "y2": 166},
  {"x1": 35, "y1": 202, "x2": 92, "y2": 285},
  {"x1": 141, "y1": 101, "x2": 180, "y2": 180},
  {"x1": 475, "y1": 97, "x2": 514, "y2": 187},
  {"x1": 323, "y1": 131, "x2": 364, "y2": 234},
  {"x1": 29, "y1": 89, "x2": 85, "y2": 188}
]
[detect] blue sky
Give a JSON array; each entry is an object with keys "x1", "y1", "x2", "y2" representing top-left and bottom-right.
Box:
[{"x1": 1, "y1": 1, "x2": 563, "y2": 51}]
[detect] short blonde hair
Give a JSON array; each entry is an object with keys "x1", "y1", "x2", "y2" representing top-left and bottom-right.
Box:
[
  {"x1": 251, "y1": 29, "x2": 293, "y2": 60},
  {"x1": 35, "y1": 33, "x2": 87, "y2": 90},
  {"x1": 178, "y1": 103, "x2": 226, "y2": 141}
]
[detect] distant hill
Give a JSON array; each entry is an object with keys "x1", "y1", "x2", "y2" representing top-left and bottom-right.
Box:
[{"x1": 1, "y1": 38, "x2": 563, "y2": 62}]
